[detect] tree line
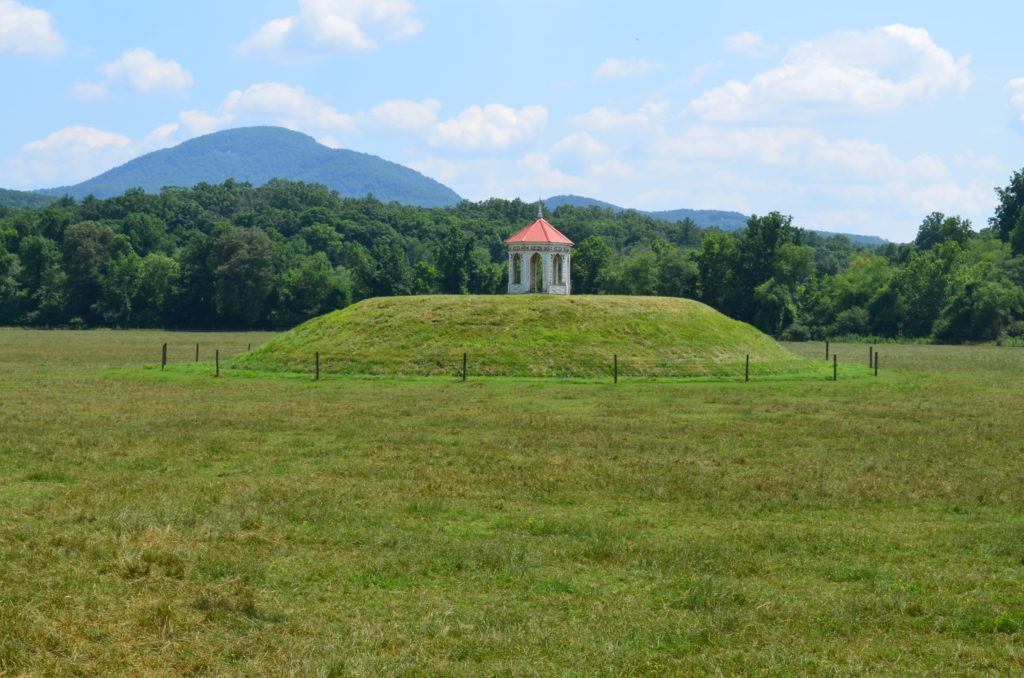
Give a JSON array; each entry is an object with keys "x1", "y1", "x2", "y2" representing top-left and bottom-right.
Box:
[{"x1": 2, "y1": 174, "x2": 1024, "y2": 343}]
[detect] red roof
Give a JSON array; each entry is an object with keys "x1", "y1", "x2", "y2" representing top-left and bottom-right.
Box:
[{"x1": 503, "y1": 218, "x2": 574, "y2": 245}]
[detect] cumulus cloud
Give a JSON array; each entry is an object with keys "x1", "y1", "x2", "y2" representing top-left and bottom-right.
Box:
[
  {"x1": 238, "y1": 0, "x2": 423, "y2": 55},
  {"x1": 179, "y1": 82, "x2": 356, "y2": 136},
  {"x1": 69, "y1": 48, "x2": 192, "y2": 100},
  {"x1": 687, "y1": 24, "x2": 972, "y2": 121},
  {"x1": 100, "y1": 48, "x2": 193, "y2": 94},
  {"x1": 23, "y1": 126, "x2": 131, "y2": 153},
  {"x1": 242, "y1": 17, "x2": 297, "y2": 53},
  {"x1": 552, "y1": 132, "x2": 610, "y2": 159},
  {"x1": 649, "y1": 121, "x2": 996, "y2": 239},
  {"x1": 429, "y1": 104, "x2": 546, "y2": 149},
  {"x1": 1005, "y1": 78, "x2": 1024, "y2": 120},
  {"x1": 569, "y1": 101, "x2": 668, "y2": 133},
  {"x1": 408, "y1": 156, "x2": 468, "y2": 185},
  {"x1": 723, "y1": 31, "x2": 768, "y2": 57},
  {"x1": 0, "y1": 0, "x2": 65, "y2": 57},
  {"x1": 658, "y1": 123, "x2": 954, "y2": 184},
  {"x1": 593, "y1": 57, "x2": 665, "y2": 80},
  {"x1": 658, "y1": 124, "x2": 816, "y2": 166},
  {"x1": 13, "y1": 124, "x2": 183, "y2": 186},
  {"x1": 516, "y1": 153, "x2": 591, "y2": 194},
  {"x1": 177, "y1": 109, "x2": 228, "y2": 136},
  {"x1": 371, "y1": 98, "x2": 440, "y2": 130}
]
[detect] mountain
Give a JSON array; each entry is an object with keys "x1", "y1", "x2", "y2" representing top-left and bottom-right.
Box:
[
  {"x1": 34, "y1": 126, "x2": 462, "y2": 207},
  {"x1": 544, "y1": 194, "x2": 888, "y2": 246},
  {"x1": 544, "y1": 194, "x2": 748, "y2": 230}
]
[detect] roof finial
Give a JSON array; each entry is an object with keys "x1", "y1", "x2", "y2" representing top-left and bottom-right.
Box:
[{"x1": 537, "y1": 198, "x2": 543, "y2": 220}]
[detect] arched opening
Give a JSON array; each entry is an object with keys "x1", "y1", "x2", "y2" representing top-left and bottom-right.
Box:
[
  {"x1": 553, "y1": 254, "x2": 563, "y2": 285},
  {"x1": 512, "y1": 253, "x2": 522, "y2": 285},
  {"x1": 530, "y1": 253, "x2": 543, "y2": 293}
]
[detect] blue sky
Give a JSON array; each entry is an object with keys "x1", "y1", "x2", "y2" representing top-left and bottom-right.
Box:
[{"x1": 2, "y1": 1, "x2": 1024, "y2": 241}]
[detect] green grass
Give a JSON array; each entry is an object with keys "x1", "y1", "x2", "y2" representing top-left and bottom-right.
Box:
[
  {"x1": 784, "y1": 339, "x2": 1024, "y2": 373},
  {"x1": 229, "y1": 295, "x2": 816, "y2": 378},
  {"x1": 1, "y1": 329, "x2": 1023, "y2": 675}
]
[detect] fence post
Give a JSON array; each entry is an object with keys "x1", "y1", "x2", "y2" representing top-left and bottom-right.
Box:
[
  {"x1": 745, "y1": 354, "x2": 749, "y2": 382},
  {"x1": 161, "y1": 343, "x2": 167, "y2": 371},
  {"x1": 248, "y1": 343, "x2": 251, "y2": 351},
  {"x1": 874, "y1": 352, "x2": 878, "y2": 377},
  {"x1": 869, "y1": 345, "x2": 873, "y2": 367},
  {"x1": 315, "y1": 351, "x2": 320, "y2": 381},
  {"x1": 195, "y1": 343, "x2": 199, "y2": 362},
  {"x1": 216, "y1": 350, "x2": 220, "y2": 378},
  {"x1": 614, "y1": 354, "x2": 618, "y2": 384},
  {"x1": 825, "y1": 340, "x2": 830, "y2": 361},
  {"x1": 462, "y1": 352, "x2": 467, "y2": 382},
  {"x1": 833, "y1": 354, "x2": 837, "y2": 382}
]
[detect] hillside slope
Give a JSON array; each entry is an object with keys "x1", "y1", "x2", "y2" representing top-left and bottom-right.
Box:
[
  {"x1": 228, "y1": 295, "x2": 813, "y2": 378},
  {"x1": 544, "y1": 194, "x2": 749, "y2": 230},
  {"x1": 545, "y1": 194, "x2": 888, "y2": 246},
  {"x1": 36, "y1": 126, "x2": 462, "y2": 207},
  {"x1": 0, "y1": 187, "x2": 59, "y2": 209}
]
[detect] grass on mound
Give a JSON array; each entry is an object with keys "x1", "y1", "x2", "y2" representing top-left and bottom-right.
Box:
[{"x1": 228, "y1": 295, "x2": 816, "y2": 378}]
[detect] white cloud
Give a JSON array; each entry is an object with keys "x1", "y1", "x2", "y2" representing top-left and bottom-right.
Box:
[
  {"x1": 23, "y1": 126, "x2": 131, "y2": 153},
  {"x1": 593, "y1": 57, "x2": 665, "y2": 80},
  {"x1": 11, "y1": 122, "x2": 187, "y2": 188},
  {"x1": 0, "y1": 0, "x2": 65, "y2": 57},
  {"x1": 657, "y1": 123, "x2": 958, "y2": 187},
  {"x1": 687, "y1": 24, "x2": 972, "y2": 121},
  {"x1": 516, "y1": 152, "x2": 591, "y2": 194},
  {"x1": 371, "y1": 98, "x2": 440, "y2": 130},
  {"x1": 552, "y1": 132, "x2": 610, "y2": 159},
  {"x1": 652, "y1": 121, "x2": 998, "y2": 239},
  {"x1": 570, "y1": 101, "x2": 668, "y2": 133},
  {"x1": 658, "y1": 124, "x2": 816, "y2": 166},
  {"x1": 1005, "y1": 78, "x2": 1024, "y2": 120},
  {"x1": 69, "y1": 81, "x2": 108, "y2": 101},
  {"x1": 723, "y1": 31, "x2": 768, "y2": 57},
  {"x1": 589, "y1": 158, "x2": 634, "y2": 179},
  {"x1": 954, "y1": 152, "x2": 1003, "y2": 172},
  {"x1": 408, "y1": 156, "x2": 469, "y2": 185},
  {"x1": 238, "y1": 0, "x2": 423, "y2": 55},
  {"x1": 224, "y1": 82, "x2": 355, "y2": 129},
  {"x1": 429, "y1": 104, "x2": 546, "y2": 149},
  {"x1": 902, "y1": 177, "x2": 993, "y2": 219},
  {"x1": 16, "y1": 126, "x2": 131, "y2": 185},
  {"x1": 241, "y1": 17, "x2": 297, "y2": 53},
  {"x1": 180, "y1": 82, "x2": 356, "y2": 136},
  {"x1": 141, "y1": 123, "x2": 181, "y2": 147},
  {"x1": 99, "y1": 48, "x2": 193, "y2": 95},
  {"x1": 177, "y1": 109, "x2": 230, "y2": 136}
]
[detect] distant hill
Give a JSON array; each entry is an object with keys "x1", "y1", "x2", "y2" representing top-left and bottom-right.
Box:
[
  {"x1": 545, "y1": 194, "x2": 888, "y2": 246},
  {"x1": 545, "y1": 194, "x2": 749, "y2": 230},
  {"x1": 33, "y1": 126, "x2": 462, "y2": 207},
  {"x1": 0, "y1": 187, "x2": 58, "y2": 209}
]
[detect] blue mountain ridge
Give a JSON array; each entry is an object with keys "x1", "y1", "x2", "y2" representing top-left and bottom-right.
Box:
[
  {"x1": 0, "y1": 127, "x2": 887, "y2": 245},
  {"x1": 35, "y1": 126, "x2": 462, "y2": 207},
  {"x1": 544, "y1": 194, "x2": 889, "y2": 246}
]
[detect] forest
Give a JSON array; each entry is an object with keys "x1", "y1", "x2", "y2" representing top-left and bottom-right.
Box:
[{"x1": 2, "y1": 173, "x2": 1024, "y2": 344}]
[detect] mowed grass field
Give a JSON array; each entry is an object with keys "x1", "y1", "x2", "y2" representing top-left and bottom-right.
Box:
[{"x1": 1, "y1": 330, "x2": 1023, "y2": 676}]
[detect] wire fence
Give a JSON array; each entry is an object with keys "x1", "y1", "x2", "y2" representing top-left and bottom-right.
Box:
[{"x1": 159, "y1": 344, "x2": 878, "y2": 382}]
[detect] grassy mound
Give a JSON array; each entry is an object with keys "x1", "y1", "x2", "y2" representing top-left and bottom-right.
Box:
[{"x1": 230, "y1": 295, "x2": 815, "y2": 378}]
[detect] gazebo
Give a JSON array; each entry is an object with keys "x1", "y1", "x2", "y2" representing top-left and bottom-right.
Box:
[{"x1": 504, "y1": 206, "x2": 574, "y2": 295}]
